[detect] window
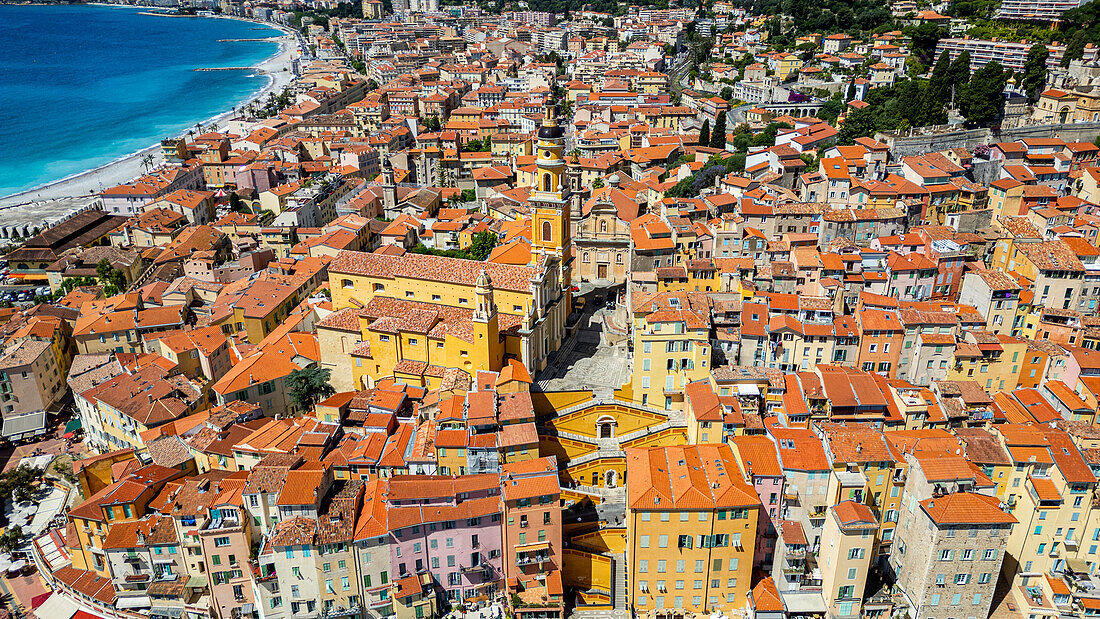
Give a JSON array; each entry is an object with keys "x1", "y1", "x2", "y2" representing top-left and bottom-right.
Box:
[
  {"x1": 955, "y1": 573, "x2": 970, "y2": 585},
  {"x1": 982, "y1": 549, "x2": 997, "y2": 560},
  {"x1": 214, "y1": 537, "x2": 230, "y2": 547},
  {"x1": 542, "y1": 221, "x2": 552, "y2": 242},
  {"x1": 847, "y1": 568, "x2": 857, "y2": 580}
]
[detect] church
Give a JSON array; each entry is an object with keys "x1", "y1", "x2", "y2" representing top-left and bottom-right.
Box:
[{"x1": 317, "y1": 103, "x2": 575, "y2": 391}]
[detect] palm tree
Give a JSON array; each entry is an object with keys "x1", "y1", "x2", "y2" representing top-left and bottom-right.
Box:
[{"x1": 140, "y1": 153, "x2": 155, "y2": 172}]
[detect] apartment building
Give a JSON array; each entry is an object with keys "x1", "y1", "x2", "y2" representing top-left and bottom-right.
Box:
[
  {"x1": 891, "y1": 493, "x2": 1014, "y2": 619},
  {"x1": 628, "y1": 291, "x2": 713, "y2": 410},
  {"x1": 818, "y1": 501, "x2": 877, "y2": 619},
  {"x1": 626, "y1": 445, "x2": 761, "y2": 614}
]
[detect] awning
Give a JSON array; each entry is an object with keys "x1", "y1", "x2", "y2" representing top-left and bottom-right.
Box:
[
  {"x1": 515, "y1": 541, "x2": 551, "y2": 552},
  {"x1": 34, "y1": 593, "x2": 79, "y2": 619},
  {"x1": 186, "y1": 576, "x2": 207, "y2": 588},
  {"x1": 149, "y1": 607, "x2": 184, "y2": 618},
  {"x1": 240, "y1": 604, "x2": 255, "y2": 614},
  {"x1": 116, "y1": 596, "x2": 152, "y2": 609},
  {"x1": 736, "y1": 384, "x2": 760, "y2": 396},
  {"x1": 64, "y1": 418, "x2": 82, "y2": 434},
  {"x1": 2, "y1": 410, "x2": 47, "y2": 440},
  {"x1": 1066, "y1": 558, "x2": 1091, "y2": 573},
  {"x1": 7, "y1": 560, "x2": 27, "y2": 572}
]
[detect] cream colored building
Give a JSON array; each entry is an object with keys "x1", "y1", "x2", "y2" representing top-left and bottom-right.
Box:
[{"x1": 818, "y1": 501, "x2": 877, "y2": 619}]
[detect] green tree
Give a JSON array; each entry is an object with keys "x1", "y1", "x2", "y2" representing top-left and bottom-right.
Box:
[
  {"x1": 0, "y1": 465, "x2": 44, "y2": 503},
  {"x1": 592, "y1": 178, "x2": 605, "y2": 189},
  {"x1": 908, "y1": 23, "x2": 944, "y2": 65},
  {"x1": 467, "y1": 231, "x2": 498, "y2": 261},
  {"x1": 729, "y1": 152, "x2": 746, "y2": 173},
  {"x1": 837, "y1": 105, "x2": 876, "y2": 144},
  {"x1": 698, "y1": 119, "x2": 711, "y2": 146},
  {"x1": 709, "y1": 112, "x2": 727, "y2": 149},
  {"x1": 960, "y1": 60, "x2": 1009, "y2": 126},
  {"x1": 719, "y1": 86, "x2": 734, "y2": 101},
  {"x1": 1020, "y1": 43, "x2": 1049, "y2": 101},
  {"x1": 733, "y1": 132, "x2": 752, "y2": 152},
  {"x1": 0, "y1": 526, "x2": 23, "y2": 555},
  {"x1": 921, "y1": 50, "x2": 953, "y2": 125},
  {"x1": 946, "y1": 51, "x2": 972, "y2": 107},
  {"x1": 286, "y1": 367, "x2": 336, "y2": 412},
  {"x1": 96, "y1": 258, "x2": 112, "y2": 282},
  {"x1": 816, "y1": 99, "x2": 845, "y2": 124}
]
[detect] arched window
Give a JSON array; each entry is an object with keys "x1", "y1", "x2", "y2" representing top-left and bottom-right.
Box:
[
  {"x1": 599, "y1": 220, "x2": 608, "y2": 233},
  {"x1": 616, "y1": 253, "x2": 623, "y2": 264},
  {"x1": 583, "y1": 252, "x2": 590, "y2": 263},
  {"x1": 542, "y1": 221, "x2": 553, "y2": 242},
  {"x1": 373, "y1": 283, "x2": 385, "y2": 292},
  {"x1": 543, "y1": 173, "x2": 553, "y2": 192}
]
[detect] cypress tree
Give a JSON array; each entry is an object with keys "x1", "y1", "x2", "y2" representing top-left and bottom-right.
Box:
[
  {"x1": 699, "y1": 118, "x2": 711, "y2": 146},
  {"x1": 709, "y1": 112, "x2": 727, "y2": 149}
]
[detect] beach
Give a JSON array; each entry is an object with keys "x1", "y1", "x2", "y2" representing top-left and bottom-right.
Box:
[{"x1": 0, "y1": 13, "x2": 300, "y2": 222}]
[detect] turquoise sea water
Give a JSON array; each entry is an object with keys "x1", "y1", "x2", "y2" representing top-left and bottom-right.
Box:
[{"x1": 0, "y1": 5, "x2": 280, "y2": 196}]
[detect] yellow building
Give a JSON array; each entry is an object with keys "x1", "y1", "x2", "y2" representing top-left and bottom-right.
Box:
[
  {"x1": 627, "y1": 291, "x2": 712, "y2": 411},
  {"x1": 67, "y1": 465, "x2": 187, "y2": 577},
  {"x1": 320, "y1": 104, "x2": 573, "y2": 391},
  {"x1": 946, "y1": 331, "x2": 1027, "y2": 394},
  {"x1": 818, "y1": 424, "x2": 904, "y2": 556},
  {"x1": 776, "y1": 54, "x2": 803, "y2": 81},
  {"x1": 995, "y1": 424, "x2": 1099, "y2": 586},
  {"x1": 818, "y1": 501, "x2": 877, "y2": 619},
  {"x1": 625, "y1": 445, "x2": 761, "y2": 615}
]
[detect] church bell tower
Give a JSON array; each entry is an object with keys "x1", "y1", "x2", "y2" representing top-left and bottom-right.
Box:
[{"x1": 529, "y1": 101, "x2": 573, "y2": 297}]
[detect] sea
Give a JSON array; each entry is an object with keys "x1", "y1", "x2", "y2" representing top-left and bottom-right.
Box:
[{"x1": 0, "y1": 4, "x2": 281, "y2": 197}]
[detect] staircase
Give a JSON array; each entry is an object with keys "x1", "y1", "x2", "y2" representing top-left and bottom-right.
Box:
[{"x1": 613, "y1": 553, "x2": 627, "y2": 611}]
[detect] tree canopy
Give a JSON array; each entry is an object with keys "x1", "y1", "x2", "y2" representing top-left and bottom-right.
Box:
[
  {"x1": 286, "y1": 367, "x2": 336, "y2": 412},
  {"x1": 1020, "y1": 43, "x2": 1049, "y2": 100}
]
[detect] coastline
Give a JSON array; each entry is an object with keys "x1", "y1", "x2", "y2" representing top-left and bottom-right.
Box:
[{"x1": 0, "y1": 9, "x2": 300, "y2": 212}]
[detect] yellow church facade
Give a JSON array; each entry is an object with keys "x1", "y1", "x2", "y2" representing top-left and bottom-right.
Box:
[{"x1": 319, "y1": 103, "x2": 576, "y2": 391}]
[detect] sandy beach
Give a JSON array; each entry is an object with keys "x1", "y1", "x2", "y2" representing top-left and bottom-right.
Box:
[{"x1": 0, "y1": 13, "x2": 300, "y2": 221}]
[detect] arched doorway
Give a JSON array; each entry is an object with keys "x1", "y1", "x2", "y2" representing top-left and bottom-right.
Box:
[
  {"x1": 606, "y1": 470, "x2": 617, "y2": 488},
  {"x1": 596, "y1": 415, "x2": 616, "y2": 439}
]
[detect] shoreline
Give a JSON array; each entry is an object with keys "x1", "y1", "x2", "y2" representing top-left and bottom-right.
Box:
[{"x1": 0, "y1": 8, "x2": 300, "y2": 212}]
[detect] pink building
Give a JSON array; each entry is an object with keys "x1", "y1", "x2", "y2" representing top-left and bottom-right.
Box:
[{"x1": 385, "y1": 475, "x2": 504, "y2": 603}]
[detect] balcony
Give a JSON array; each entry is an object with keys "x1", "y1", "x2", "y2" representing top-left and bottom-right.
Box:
[
  {"x1": 204, "y1": 516, "x2": 241, "y2": 531},
  {"x1": 782, "y1": 566, "x2": 805, "y2": 576},
  {"x1": 516, "y1": 554, "x2": 551, "y2": 566},
  {"x1": 786, "y1": 548, "x2": 806, "y2": 560}
]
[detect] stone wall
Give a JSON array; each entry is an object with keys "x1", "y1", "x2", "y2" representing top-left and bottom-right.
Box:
[{"x1": 876, "y1": 121, "x2": 1100, "y2": 158}]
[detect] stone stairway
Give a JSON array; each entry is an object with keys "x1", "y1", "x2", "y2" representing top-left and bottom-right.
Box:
[{"x1": 613, "y1": 553, "x2": 627, "y2": 611}]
